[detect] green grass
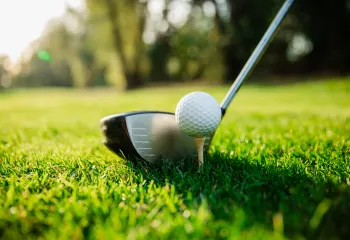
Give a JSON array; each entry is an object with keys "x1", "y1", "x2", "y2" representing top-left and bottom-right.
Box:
[{"x1": 0, "y1": 78, "x2": 349, "y2": 239}]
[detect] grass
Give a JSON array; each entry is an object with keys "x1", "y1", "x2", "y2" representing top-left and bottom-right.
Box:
[{"x1": 0, "y1": 78, "x2": 349, "y2": 239}]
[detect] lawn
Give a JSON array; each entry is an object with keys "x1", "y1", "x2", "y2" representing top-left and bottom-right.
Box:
[{"x1": 0, "y1": 78, "x2": 349, "y2": 239}]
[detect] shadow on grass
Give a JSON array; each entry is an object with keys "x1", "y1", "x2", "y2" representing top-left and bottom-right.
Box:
[{"x1": 126, "y1": 152, "x2": 350, "y2": 240}]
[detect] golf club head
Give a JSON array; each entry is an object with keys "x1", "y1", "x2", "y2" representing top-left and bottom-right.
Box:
[{"x1": 100, "y1": 111, "x2": 213, "y2": 165}]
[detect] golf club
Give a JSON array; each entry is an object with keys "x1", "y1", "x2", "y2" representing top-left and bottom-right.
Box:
[{"x1": 100, "y1": 0, "x2": 295, "y2": 165}]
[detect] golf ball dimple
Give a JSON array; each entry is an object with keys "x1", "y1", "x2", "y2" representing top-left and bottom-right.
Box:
[{"x1": 175, "y1": 92, "x2": 222, "y2": 137}]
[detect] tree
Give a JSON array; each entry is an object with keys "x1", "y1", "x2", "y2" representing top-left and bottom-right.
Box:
[
  {"x1": 0, "y1": 55, "x2": 11, "y2": 89},
  {"x1": 145, "y1": 0, "x2": 219, "y2": 82},
  {"x1": 200, "y1": 0, "x2": 292, "y2": 82},
  {"x1": 292, "y1": 0, "x2": 350, "y2": 75},
  {"x1": 168, "y1": 14, "x2": 218, "y2": 81},
  {"x1": 86, "y1": 0, "x2": 147, "y2": 89},
  {"x1": 13, "y1": 5, "x2": 111, "y2": 89},
  {"x1": 65, "y1": 5, "x2": 110, "y2": 87},
  {"x1": 205, "y1": 0, "x2": 350, "y2": 79}
]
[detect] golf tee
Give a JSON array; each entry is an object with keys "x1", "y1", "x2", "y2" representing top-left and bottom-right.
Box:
[{"x1": 194, "y1": 137, "x2": 205, "y2": 167}]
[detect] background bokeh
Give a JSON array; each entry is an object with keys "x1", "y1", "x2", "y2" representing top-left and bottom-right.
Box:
[{"x1": 1, "y1": 0, "x2": 349, "y2": 91}]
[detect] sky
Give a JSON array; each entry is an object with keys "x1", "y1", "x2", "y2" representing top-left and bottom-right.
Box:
[{"x1": 0, "y1": 0, "x2": 83, "y2": 63}]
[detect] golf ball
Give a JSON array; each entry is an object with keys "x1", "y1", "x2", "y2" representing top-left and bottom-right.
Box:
[{"x1": 175, "y1": 91, "x2": 222, "y2": 137}]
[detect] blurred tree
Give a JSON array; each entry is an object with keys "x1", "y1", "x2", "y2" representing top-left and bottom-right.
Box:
[
  {"x1": 12, "y1": 19, "x2": 75, "y2": 88},
  {"x1": 168, "y1": 9, "x2": 218, "y2": 81},
  {"x1": 0, "y1": 55, "x2": 11, "y2": 89},
  {"x1": 65, "y1": 5, "x2": 109, "y2": 87},
  {"x1": 13, "y1": 5, "x2": 110, "y2": 88},
  {"x1": 146, "y1": 0, "x2": 173, "y2": 83},
  {"x1": 205, "y1": 0, "x2": 350, "y2": 79},
  {"x1": 86, "y1": 0, "x2": 147, "y2": 89},
  {"x1": 148, "y1": 35, "x2": 172, "y2": 82},
  {"x1": 12, "y1": 0, "x2": 350, "y2": 89},
  {"x1": 292, "y1": 0, "x2": 350, "y2": 75},
  {"x1": 38, "y1": 20, "x2": 75, "y2": 87},
  {"x1": 14, "y1": 45, "x2": 74, "y2": 87},
  {"x1": 84, "y1": 0, "x2": 292, "y2": 85},
  {"x1": 192, "y1": 0, "x2": 291, "y2": 83},
  {"x1": 146, "y1": 0, "x2": 219, "y2": 82}
]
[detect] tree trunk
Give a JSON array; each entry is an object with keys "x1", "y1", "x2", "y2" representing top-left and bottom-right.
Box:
[
  {"x1": 191, "y1": 62, "x2": 206, "y2": 81},
  {"x1": 222, "y1": 44, "x2": 244, "y2": 83},
  {"x1": 210, "y1": 0, "x2": 247, "y2": 83},
  {"x1": 104, "y1": 0, "x2": 144, "y2": 89},
  {"x1": 124, "y1": 71, "x2": 143, "y2": 90},
  {"x1": 149, "y1": 35, "x2": 172, "y2": 82}
]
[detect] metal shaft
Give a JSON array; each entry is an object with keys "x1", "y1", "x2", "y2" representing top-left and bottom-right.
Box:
[{"x1": 220, "y1": 0, "x2": 294, "y2": 113}]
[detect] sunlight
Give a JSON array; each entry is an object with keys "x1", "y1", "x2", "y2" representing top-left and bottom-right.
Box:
[{"x1": 0, "y1": 0, "x2": 83, "y2": 64}]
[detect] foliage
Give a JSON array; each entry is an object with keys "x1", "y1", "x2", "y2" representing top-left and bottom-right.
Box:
[
  {"x1": 85, "y1": 0, "x2": 148, "y2": 89},
  {"x1": 167, "y1": 7, "x2": 218, "y2": 81},
  {"x1": 0, "y1": 55, "x2": 11, "y2": 89},
  {"x1": 12, "y1": 7, "x2": 109, "y2": 89},
  {"x1": 0, "y1": 79, "x2": 350, "y2": 239},
  {"x1": 7, "y1": 0, "x2": 350, "y2": 89}
]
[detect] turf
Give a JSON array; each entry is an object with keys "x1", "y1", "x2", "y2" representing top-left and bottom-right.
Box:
[{"x1": 0, "y1": 78, "x2": 349, "y2": 239}]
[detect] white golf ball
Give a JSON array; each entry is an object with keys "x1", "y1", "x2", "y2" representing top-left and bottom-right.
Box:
[{"x1": 175, "y1": 91, "x2": 222, "y2": 137}]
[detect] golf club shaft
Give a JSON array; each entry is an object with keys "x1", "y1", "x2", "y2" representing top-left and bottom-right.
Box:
[{"x1": 220, "y1": 0, "x2": 294, "y2": 115}]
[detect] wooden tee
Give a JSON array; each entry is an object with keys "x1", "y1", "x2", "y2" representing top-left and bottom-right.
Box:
[{"x1": 194, "y1": 137, "x2": 205, "y2": 167}]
